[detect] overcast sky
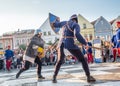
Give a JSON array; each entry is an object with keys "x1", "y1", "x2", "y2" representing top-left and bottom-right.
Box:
[{"x1": 0, "y1": 0, "x2": 119, "y2": 35}]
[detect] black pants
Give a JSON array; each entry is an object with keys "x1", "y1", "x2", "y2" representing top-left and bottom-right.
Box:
[
  {"x1": 16, "y1": 56, "x2": 42, "y2": 78},
  {"x1": 54, "y1": 43, "x2": 90, "y2": 77},
  {"x1": 35, "y1": 56, "x2": 42, "y2": 76}
]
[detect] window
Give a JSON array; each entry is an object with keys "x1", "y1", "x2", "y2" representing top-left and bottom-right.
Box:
[
  {"x1": 100, "y1": 20, "x2": 104, "y2": 25},
  {"x1": 48, "y1": 31, "x2": 51, "y2": 35},
  {"x1": 44, "y1": 32, "x2": 47, "y2": 36},
  {"x1": 22, "y1": 39, "x2": 24, "y2": 44},
  {"x1": 83, "y1": 23, "x2": 87, "y2": 29},
  {"x1": 89, "y1": 34, "x2": 93, "y2": 40},
  {"x1": 0, "y1": 43, "x2": 3, "y2": 49},
  {"x1": 27, "y1": 39, "x2": 30, "y2": 43},
  {"x1": 6, "y1": 41, "x2": 9, "y2": 47},
  {"x1": 16, "y1": 40, "x2": 19, "y2": 46}
]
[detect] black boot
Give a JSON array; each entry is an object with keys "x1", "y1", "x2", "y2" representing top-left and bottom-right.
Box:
[
  {"x1": 16, "y1": 69, "x2": 24, "y2": 79},
  {"x1": 87, "y1": 76, "x2": 96, "y2": 82},
  {"x1": 112, "y1": 59, "x2": 115, "y2": 62},
  {"x1": 52, "y1": 75, "x2": 57, "y2": 83},
  {"x1": 38, "y1": 75, "x2": 45, "y2": 79}
]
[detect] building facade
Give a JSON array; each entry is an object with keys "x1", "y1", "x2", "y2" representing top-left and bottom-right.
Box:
[
  {"x1": 93, "y1": 16, "x2": 113, "y2": 41},
  {"x1": 0, "y1": 32, "x2": 13, "y2": 50},
  {"x1": 78, "y1": 14, "x2": 94, "y2": 41},
  {"x1": 39, "y1": 16, "x2": 60, "y2": 44},
  {"x1": 13, "y1": 29, "x2": 35, "y2": 49},
  {"x1": 0, "y1": 29, "x2": 35, "y2": 50}
]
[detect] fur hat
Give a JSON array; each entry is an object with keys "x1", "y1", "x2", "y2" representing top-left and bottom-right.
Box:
[
  {"x1": 70, "y1": 14, "x2": 77, "y2": 19},
  {"x1": 70, "y1": 14, "x2": 78, "y2": 23}
]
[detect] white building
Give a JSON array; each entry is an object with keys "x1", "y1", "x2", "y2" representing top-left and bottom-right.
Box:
[
  {"x1": 13, "y1": 29, "x2": 35, "y2": 49},
  {"x1": 38, "y1": 17, "x2": 60, "y2": 44}
]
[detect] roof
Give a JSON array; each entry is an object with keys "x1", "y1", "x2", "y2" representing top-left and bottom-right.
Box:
[{"x1": 110, "y1": 19, "x2": 116, "y2": 25}]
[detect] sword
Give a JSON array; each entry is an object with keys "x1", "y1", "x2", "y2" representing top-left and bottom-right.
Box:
[{"x1": 49, "y1": 39, "x2": 59, "y2": 50}]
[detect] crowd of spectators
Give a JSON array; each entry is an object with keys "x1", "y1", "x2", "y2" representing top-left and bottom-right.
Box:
[
  {"x1": 1, "y1": 41, "x2": 120, "y2": 72},
  {"x1": 0, "y1": 47, "x2": 79, "y2": 71}
]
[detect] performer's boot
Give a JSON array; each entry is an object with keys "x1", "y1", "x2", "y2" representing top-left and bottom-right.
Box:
[
  {"x1": 112, "y1": 59, "x2": 115, "y2": 62},
  {"x1": 112, "y1": 57, "x2": 116, "y2": 62},
  {"x1": 37, "y1": 66, "x2": 45, "y2": 79},
  {"x1": 52, "y1": 75, "x2": 57, "y2": 83},
  {"x1": 38, "y1": 75, "x2": 45, "y2": 79},
  {"x1": 87, "y1": 76, "x2": 96, "y2": 82},
  {"x1": 16, "y1": 69, "x2": 24, "y2": 78}
]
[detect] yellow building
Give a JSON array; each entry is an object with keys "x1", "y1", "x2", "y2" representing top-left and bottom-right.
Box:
[
  {"x1": 0, "y1": 50, "x2": 4, "y2": 56},
  {"x1": 78, "y1": 14, "x2": 94, "y2": 41}
]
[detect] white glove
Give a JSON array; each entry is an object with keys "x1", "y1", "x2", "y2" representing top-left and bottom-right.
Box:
[{"x1": 32, "y1": 45, "x2": 38, "y2": 49}]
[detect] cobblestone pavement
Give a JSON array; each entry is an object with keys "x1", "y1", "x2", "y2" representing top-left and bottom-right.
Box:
[{"x1": 0, "y1": 63, "x2": 120, "y2": 86}]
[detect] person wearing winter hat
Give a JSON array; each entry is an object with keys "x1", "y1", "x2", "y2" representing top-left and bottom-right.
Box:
[
  {"x1": 16, "y1": 29, "x2": 45, "y2": 80},
  {"x1": 51, "y1": 14, "x2": 96, "y2": 83}
]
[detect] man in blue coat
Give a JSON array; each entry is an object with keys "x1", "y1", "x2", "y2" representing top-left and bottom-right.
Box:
[
  {"x1": 51, "y1": 14, "x2": 96, "y2": 83},
  {"x1": 115, "y1": 21, "x2": 120, "y2": 58}
]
